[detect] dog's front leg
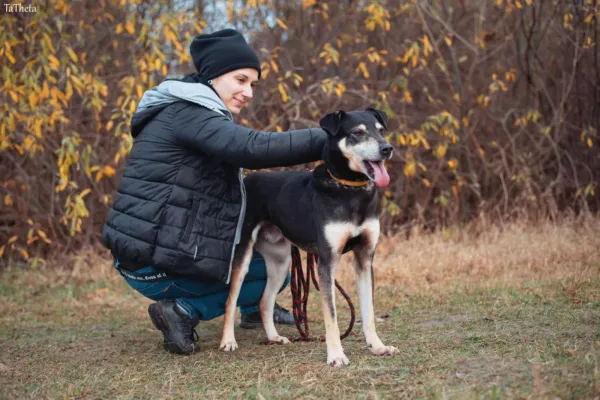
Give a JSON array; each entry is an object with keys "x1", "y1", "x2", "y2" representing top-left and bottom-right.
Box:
[
  {"x1": 317, "y1": 251, "x2": 349, "y2": 367},
  {"x1": 353, "y1": 226, "x2": 398, "y2": 357},
  {"x1": 220, "y1": 244, "x2": 253, "y2": 352}
]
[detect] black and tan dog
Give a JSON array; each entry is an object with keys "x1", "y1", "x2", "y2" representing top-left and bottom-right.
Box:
[{"x1": 219, "y1": 108, "x2": 398, "y2": 366}]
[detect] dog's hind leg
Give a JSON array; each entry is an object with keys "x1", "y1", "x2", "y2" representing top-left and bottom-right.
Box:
[
  {"x1": 254, "y1": 225, "x2": 292, "y2": 345},
  {"x1": 220, "y1": 234, "x2": 255, "y2": 352},
  {"x1": 353, "y1": 220, "x2": 398, "y2": 357}
]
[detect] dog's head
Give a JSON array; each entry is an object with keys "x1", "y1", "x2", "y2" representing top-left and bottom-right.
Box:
[{"x1": 320, "y1": 108, "x2": 393, "y2": 188}]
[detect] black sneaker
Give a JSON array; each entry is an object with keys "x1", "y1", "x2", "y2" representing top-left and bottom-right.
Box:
[
  {"x1": 148, "y1": 299, "x2": 200, "y2": 355},
  {"x1": 239, "y1": 303, "x2": 295, "y2": 329}
]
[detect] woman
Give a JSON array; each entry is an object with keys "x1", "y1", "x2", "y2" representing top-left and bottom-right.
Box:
[{"x1": 102, "y1": 29, "x2": 327, "y2": 355}]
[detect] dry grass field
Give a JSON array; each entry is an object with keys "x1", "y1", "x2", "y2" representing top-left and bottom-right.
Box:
[{"x1": 1, "y1": 217, "x2": 599, "y2": 398}]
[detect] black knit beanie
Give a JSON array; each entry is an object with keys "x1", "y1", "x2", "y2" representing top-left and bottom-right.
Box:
[{"x1": 190, "y1": 29, "x2": 262, "y2": 81}]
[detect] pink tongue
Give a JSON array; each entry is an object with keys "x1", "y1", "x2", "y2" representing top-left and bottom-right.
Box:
[{"x1": 368, "y1": 161, "x2": 390, "y2": 187}]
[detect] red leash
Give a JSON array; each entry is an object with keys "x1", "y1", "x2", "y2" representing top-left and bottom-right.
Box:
[{"x1": 262, "y1": 246, "x2": 355, "y2": 344}]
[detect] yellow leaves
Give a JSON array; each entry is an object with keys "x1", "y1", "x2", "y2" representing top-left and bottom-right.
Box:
[
  {"x1": 28, "y1": 93, "x2": 38, "y2": 109},
  {"x1": 319, "y1": 43, "x2": 340, "y2": 65},
  {"x1": 364, "y1": 2, "x2": 391, "y2": 31},
  {"x1": 41, "y1": 82, "x2": 50, "y2": 99},
  {"x1": 302, "y1": 0, "x2": 317, "y2": 7},
  {"x1": 419, "y1": 35, "x2": 433, "y2": 57},
  {"x1": 278, "y1": 83, "x2": 289, "y2": 103},
  {"x1": 4, "y1": 194, "x2": 13, "y2": 207},
  {"x1": 403, "y1": 90, "x2": 413, "y2": 104},
  {"x1": 136, "y1": 84, "x2": 144, "y2": 99},
  {"x1": 447, "y1": 159, "x2": 459, "y2": 170},
  {"x1": 320, "y1": 78, "x2": 346, "y2": 98},
  {"x1": 435, "y1": 144, "x2": 447, "y2": 159},
  {"x1": 66, "y1": 47, "x2": 78, "y2": 63},
  {"x1": 356, "y1": 62, "x2": 370, "y2": 78},
  {"x1": 444, "y1": 36, "x2": 453, "y2": 46},
  {"x1": 0, "y1": 245, "x2": 4, "y2": 258},
  {"x1": 116, "y1": 23, "x2": 123, "y2": 34},
  {"x1": 477, "y1": 95, "x2": 490, "y2": 108},
  {"x1": 48, "y1": 54, "x2": 60, "y2": 70},
  {"x1": 584, "y1": 13, "x2": 594, "y2": 24},
  {"x1": 275, "y1": 18, "x2": 288, "y2": 30},
  {"x1": 399, "y1": 43, "x2": 420, "y2": 68},
  {"x1": 43, "y1": 32, "x2": 56, "y2": 53},
  {"x1": 404, "y1": 160, "x2": 416, "y2": 177},
  {"x1": 6, "y1": 52, "x2": 16, "y2": 64},
  {"x1": 583, "y1": 36, "x2": 595, "y2": 50},
  {"x1": 8, "y1": 236, "x2": 18, "y2": 245},
  {"x1": 580, "y1": 126, "x2": 596, "y2": 148},
  {"x1": 505, "y1": 70, "x2": 517, "y2": 82},
  {"x1": 19, "y1": 249, "x2": 30, "y2": 260},
  {"x1": 564, "y1": 13, "x2": 574, "y2": 30},
  {"x1": 125, "y1": 20, "x2": 135, "y2": 35}
]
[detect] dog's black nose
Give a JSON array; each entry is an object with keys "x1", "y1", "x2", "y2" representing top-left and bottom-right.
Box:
[{"x1": 380, "y1": 143, "x2": 393, "y2": 158}]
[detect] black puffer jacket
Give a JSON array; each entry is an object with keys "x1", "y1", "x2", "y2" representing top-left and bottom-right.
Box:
[{"x1": 102, "y1": 80, "x2": 327, "y2": 283}]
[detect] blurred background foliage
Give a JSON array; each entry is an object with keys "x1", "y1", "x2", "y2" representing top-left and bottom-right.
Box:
[{"x1": 1, "y1": 0, "x2": 599, "y2": 266}]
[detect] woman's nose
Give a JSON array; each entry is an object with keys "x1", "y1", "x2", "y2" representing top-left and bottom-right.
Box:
[{"x1": 243, "y1": 85, "x2": 253, "y2": 99}]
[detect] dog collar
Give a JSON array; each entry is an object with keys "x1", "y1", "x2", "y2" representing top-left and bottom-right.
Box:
[{"x1": 327, "y1": 169, "x2": 370, "y2": 187}]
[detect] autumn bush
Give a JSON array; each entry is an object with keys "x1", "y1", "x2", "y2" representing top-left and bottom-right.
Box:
[{"x1": 1, "y1": 0, "x2": 598, "y2": 266}]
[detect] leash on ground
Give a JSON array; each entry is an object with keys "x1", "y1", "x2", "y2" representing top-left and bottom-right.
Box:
[{"x1": 261, "y1": 246, "x2": 356, "y2": 344}]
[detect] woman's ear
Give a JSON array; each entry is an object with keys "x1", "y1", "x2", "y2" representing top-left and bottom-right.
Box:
[
  {"x1": 366, "y1": 108, "x2": 388, "y2": 130},
  {"x1": 319, "y1": 111, "x2": 345, "y2": 136}
]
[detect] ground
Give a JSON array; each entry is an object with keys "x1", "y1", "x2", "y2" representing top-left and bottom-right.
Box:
[{"x1": 1, "y1": 218, "x2": 599, "y2": 399}]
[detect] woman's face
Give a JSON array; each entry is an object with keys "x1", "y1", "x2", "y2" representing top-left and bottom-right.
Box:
[{"x1": 211, "y1": 68, "x2": 259, "y2": 115}]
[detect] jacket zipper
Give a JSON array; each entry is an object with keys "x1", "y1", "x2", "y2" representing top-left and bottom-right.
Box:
[{"x1": 226, "y1": 168, "x2": 246, "y2": 284}]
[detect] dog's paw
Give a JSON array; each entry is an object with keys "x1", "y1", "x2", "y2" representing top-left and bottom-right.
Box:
[
  {"x1": 219, "y1": 339, "x2": 238, "y2": 352},
  {"x1": 370, "y1": 345, "x2": 398, "y2": 356},
  {"x1": 269, "y1": 336, "x2": 290, "y2": 345},
  {"x1": 327, "y1": 355, "x2": 350, "y2": 367}
]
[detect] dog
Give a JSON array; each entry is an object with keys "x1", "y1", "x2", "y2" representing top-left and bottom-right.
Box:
[{"x1": 219, "y1": 108, "x2": 398, "y2": 367}]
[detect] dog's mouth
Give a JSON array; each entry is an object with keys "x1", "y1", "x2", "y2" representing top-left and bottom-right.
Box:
[{"x1": 362, "y1": 160, "x2": 390, "y2": 188}]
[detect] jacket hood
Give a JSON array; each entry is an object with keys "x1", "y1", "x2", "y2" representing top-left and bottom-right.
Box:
[{"x1": 130, "y1": 80, "x2": 233, "y2": 137}]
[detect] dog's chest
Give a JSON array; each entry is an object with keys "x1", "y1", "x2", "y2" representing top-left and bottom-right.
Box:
[{"x1": 323, "y1": 219, "x2": 380, "y2": 252}]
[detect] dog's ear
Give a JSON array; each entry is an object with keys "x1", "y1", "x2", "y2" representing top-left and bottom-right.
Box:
[
  {"x1": 319, "y1": 111, "x2": 345, "y2": 136},
  {"x1": 366, "y1": 108, "x2": 388, "y2": 130}
]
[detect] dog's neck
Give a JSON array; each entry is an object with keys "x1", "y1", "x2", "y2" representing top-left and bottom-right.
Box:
[{"x1": 322, "y1": 147, "x2": 370, "y2": 186}]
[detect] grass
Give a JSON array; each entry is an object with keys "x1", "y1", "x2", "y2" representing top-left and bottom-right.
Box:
[{"x1": 1, "y1": 217, "x2": 600, "y2": 399}]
